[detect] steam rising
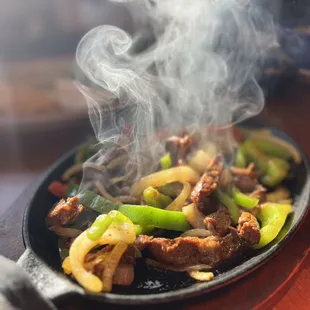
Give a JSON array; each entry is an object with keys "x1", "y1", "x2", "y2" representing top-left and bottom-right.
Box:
[{"x1": 76, "y1": 0, "x2": 277, "y2": 185}]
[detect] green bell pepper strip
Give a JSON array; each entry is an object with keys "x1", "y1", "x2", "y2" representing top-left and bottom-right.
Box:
[
  {"x1": 157, "y1": 184, "x2": 178, "y2": 197},
  {"x1": 160, "y1": 153, "x2": 172, "y2": 170},
  {"x1": 232, "y1": 186, "x2": 259, "y2": 209},
  {"x1": 78, "y1": 190, "x2": 121, "y2": 214},
  {"x1": 241, "y1": 140, "x2": 290, "y2": 187},
  {"x1": 87, "y1": 214, "x2": 113, "y2": 240},
  {"x1": 252, "y1": 203, "x2": 292, "y2": 249},
  {"x1": 261, "y1": 157, "x2": 290, "y2": 188},
  {"x1": 250, "y1": 138, "x2": 292, "y2": 160},
  {"x1": 241, "y1": 140, "x2": 268, "y2": 172},
  {"x1": 135, "y1": 224, "x2": 155, "y2": 235},
  {"x1": 118, "y1": 205, "x2": 190, "y2": 232},
  {"x1": 143, "y1": 187, "x2": 172, "y2": 208},
  {"x1": 215, "y1": 190, "x2": 239, "y2": 225},
  {"x1": 87, "y1": 210, "x2": 132, "y2": 241},
  {"x1": 235, "y1": 148, "x2": 247, "y2": 168}
]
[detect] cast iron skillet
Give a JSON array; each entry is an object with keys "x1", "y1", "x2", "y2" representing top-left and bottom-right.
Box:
[{"x1": 18, "y1": 125, "x2": 310, "y2": 305}]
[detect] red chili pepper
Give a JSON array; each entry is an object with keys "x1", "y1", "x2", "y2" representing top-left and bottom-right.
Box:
[
  {"x1": 48, "y1": 181, "x2": 69, "y2": 197},
  {"x1": 233, "y1": 127, "x2": 244, "y2": 143}
]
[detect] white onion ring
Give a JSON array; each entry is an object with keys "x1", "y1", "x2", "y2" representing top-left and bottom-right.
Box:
[{"x1": 180, "y1": 229, "x2": 211, "y2": 238}]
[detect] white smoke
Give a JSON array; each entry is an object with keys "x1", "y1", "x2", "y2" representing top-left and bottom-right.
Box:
[{"x1": 76, "y1": 0, "x2": 278, "y2": 184}]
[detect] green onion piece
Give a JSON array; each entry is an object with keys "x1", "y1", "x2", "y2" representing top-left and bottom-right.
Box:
[
  {"x1": 119, "y1": 205, "x2": 190, "y2": 232},
  {"x1": 143, "y1": 186, "x2": 172, "y2": 208},
  {"x1": 160, "y1": 153, "x2": 172, "y2": 170},
  {"x1": 232, "y1": 186, "x2": 259, "y2": 209},
  {"x1": 216, "y1": 190, "x2": 239, "y2": 225}
]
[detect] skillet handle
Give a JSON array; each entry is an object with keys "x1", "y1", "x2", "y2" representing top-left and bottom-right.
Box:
[{"x1": 17, "y1": 248, "x2": 84, "y2": 302}]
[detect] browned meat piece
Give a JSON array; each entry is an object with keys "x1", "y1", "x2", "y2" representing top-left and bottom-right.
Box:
[
  {"x1": 84, "y1": 246, "x2": 135, "y2": 286},
  {"x1": 191, "y1": 155, "x2": 224, "y2": 211},
  {"x1": 136, "y1": 234, "x2": 242, "y2": 267},
  {"x1": 218, "y1": 168, "x2": 232, "y2": 190},
  {"x1": 112, "y1": 264, "x2": 134, "y2": 286},
  {"x1": 231, "y1": 163, "x2": 259, "y2": 193},
  {"x1": 166, "y1": 134, "x2": 193, "y2": 166},
  {"x1": 136, "y1": 211, "x2": 260, "y2": 267},
  {"x1": 197, "y1": 196, "x2": 220, "y2": 215},
  {"x1": 46, "y1": 196, "x2": 83, "y2": 226},
  {"x1": 121, "y1": 245, "x2": 136, "y2": 265},
  {"x1": 204, "y1": 207, "x2": 231, "y2": 236},
  {"x1": 237, "y1": 212, "x2": 260, "y2": 245},
  {"x1": 250, "y1": 185, "x2": 267, "y2": 203}
]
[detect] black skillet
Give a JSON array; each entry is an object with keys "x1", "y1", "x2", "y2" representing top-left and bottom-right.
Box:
[{"x1": 18, "y1": 125, "x2": 310, "y2": 305}]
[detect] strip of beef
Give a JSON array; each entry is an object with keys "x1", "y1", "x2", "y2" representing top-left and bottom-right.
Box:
[
  {"x1": 231, "y1": 163, "x2": 259, "y2": 193},
  {"x1": 166, "y1": 134, "x2": 193, "y2": 166},
  {"x1": 237, "y1": 212, "x2": 260, "y2": 244},
  {"x1": 46, "y1": 196, "x2": 83, "y2": 226},
  {"x1": 136, "y1": 211, "x2": 260, "y2": 267},
  {"x1": 204, "y1": 206, "x2": 231, "y2": 236},
  {"x1": 249, "y1": 185, "x2": 267, "y2": 203},
  {"x1": 112, "y1": 264, "x2": 134, "y2": 286},
  {"x1": 191, "y1": 155, "x2": 224, "y2": 212},
  {"x1": 84, "y1": 245, "x2": 135, "y2": 286}
]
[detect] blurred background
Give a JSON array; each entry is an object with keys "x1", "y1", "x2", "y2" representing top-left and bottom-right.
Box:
[{"x1": 0, "y1": 0, "x2": 310, "y2": 215}]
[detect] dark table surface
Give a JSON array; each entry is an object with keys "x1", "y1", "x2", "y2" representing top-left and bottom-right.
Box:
[{"x1": 0, "y1": 82, "x2": 310, "y2": 309}]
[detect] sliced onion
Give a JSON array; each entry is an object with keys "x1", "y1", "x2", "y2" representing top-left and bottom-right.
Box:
[
  {"x1": 48, "y1": 226, "x2": 82, "y2": 237},
  {"x1": 94, "y1": 181, "x2": 121, "y2": 204},
  {"x1": 130, "y1": 166, "x2": 199, "y2": 197},
  {"x1": 62, "y1": 163, "x2": 84, "y2": 181},
  {"x1": 62, "y1": 257, "x2": 72, "y2": 274},
  {"x1": 107, "y1": 154, "x2": 129, "y2": 170},
  {"x1": 182, "y1": 203, "x2": 205, "y2": 229},
  {"x1": 146, "y1": 259, "x2": 211, "y2": 272},
  {"x1": 69, "y1": 231, "x2": 104, "y2": 293},
  {"x1": 69, "y1": 217, "x2": 136, "y2": 293},
  {"x1": 180, "y1": 229, "x2": 211, "y2": 238},
  {"x1": 166, "y1": 182, "x2": 191, "y2": 211},
  {"x1": 188, "y1": 270, "x2": 214, "y2": 282},
  {"x1": 110, "y1": 175, "x2": 128, "y2": 185},
  {"x1": 101, "y1": 241, "x2": 128, "y2": 292},
  {"x1": 188, "y1": 150, "x2": 211, "y2": 173},
  {"x1": 62, "y1": 163, "x2": 107, "y2": 181}
]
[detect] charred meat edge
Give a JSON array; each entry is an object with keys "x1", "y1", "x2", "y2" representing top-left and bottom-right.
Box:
[{"x1": 136, "y1": 212, "x2": 260, "y2": 268}]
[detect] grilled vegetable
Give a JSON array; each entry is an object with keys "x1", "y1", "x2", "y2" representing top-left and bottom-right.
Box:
[
  {"x1": 130, "y1": 166, "x2": 199, "y2": 197},
  {"x1": 216, "y1": 190, "x2": 239, "y2": 225},
  {"x1": 119, "y1": 205, "x2": 190, "y2": 231},
  {"x1": 143, "y1": 187, "x2": 172, "y2": 208},
  {"x1": 78, "y1": 190, "x2": 121, "y2": 214},
  {"x1": 253, "y1": 202, "x2": 292, "y2": 249},
  {"x1": 232, "y1": 186, "x2": 259, "y2": 209},
  {"x1": 160, "y1": 153, "x2": 172, "y2": 170}
]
